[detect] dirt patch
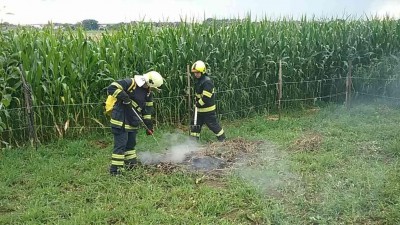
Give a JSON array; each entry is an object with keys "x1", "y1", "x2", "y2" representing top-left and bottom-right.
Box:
[
  {"x1": 143, "y1": 137, "x2": 265, "y2": 191},
  {"x1": 184, "y1": 138, "x2": 263, "y2": 172},
  {"x1": 289, "y1": 132, "x2": 323, "y2": 152},
  {"x1": 145, "y1": 137, "x2": 263, "y2": 174},
  {"x1": 142, "y1": 137, "x2": 297, "y2": 199},
  {"x1": 91, "y1": 140, "x2": 109, "y2": 149},
  {"x1": 192, "y1": 137, "x2": 262, "y2": 163}
]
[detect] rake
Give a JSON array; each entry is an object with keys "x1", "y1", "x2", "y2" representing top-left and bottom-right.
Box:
[{"x1": 130, "y1": 107, "x2": 160, "y2": 146}]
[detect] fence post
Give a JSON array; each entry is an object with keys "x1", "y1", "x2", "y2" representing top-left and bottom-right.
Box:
[
  {"x1": 20, "y1": 65, "x2": 38, "y2": 150},
  {"x1": 345, "y1": 60, "x2": 352, "y2": 108},
  {"x1": 278, "y1": 60, "x2": 282, "y2": 120}
]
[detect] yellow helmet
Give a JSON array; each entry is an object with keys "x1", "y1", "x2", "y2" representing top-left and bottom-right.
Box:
[
  {"x1": 191, "y1": 60, "x2": 206, "y2": 74},
  {"x1": 143, "y1": 71, "x2": 164, "y2": 88}
]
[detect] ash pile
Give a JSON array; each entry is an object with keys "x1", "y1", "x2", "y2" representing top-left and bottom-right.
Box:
[{"x1": 138, "y1": 137, "x2": 263, "y2": 173}]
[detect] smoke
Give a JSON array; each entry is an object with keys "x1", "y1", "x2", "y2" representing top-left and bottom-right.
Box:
[
  {"x1": 138, "y1": 132, "x2": 200, "y2": 165},
  {"x1": 235, "y1": 142, "x2": 301, "y2": 195},
  {"x1": 352, "y1": 53, "x2": 400, "y2": 107}
]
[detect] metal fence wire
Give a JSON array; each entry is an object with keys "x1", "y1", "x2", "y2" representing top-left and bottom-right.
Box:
[{"x1": 1, "y1": 76, "x2": 398, "y2": 148}]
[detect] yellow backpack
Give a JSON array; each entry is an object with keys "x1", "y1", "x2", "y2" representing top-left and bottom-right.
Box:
[
  {"x1": 104, "y1": 78, "x2": 136, "y2": 116},
  {"x1": 104, "y1": 95, "x2": 117, "y2": 116}
]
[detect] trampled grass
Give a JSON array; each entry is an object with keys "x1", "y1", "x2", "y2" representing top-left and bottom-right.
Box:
[{"x1": 1, "y1": 103, "x2": 399, "y2": 224}]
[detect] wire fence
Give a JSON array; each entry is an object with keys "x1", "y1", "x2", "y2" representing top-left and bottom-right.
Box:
[
  {"x1": 2, "y1": 75, "x2": 399, "y2": 148},
  {"x1": 351, "y1": 75, "x2": 400, "y2": 103},
  {"x1": 354, "y1": 92, "x2": 400, "y2": 101}
]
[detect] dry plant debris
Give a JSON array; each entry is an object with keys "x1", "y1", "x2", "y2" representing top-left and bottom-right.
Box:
[
  {"x1": 196, "y1": 137, "x2": 263, "y2": 161},
  {"x1": 151, "y1": 137, "x2": 264, "y2": 174},
  {"x1": 289, "y1": 132, "x2": 323, "y2": 152},
  {"x1": 91, "y1": 140, "x2": 109, "y2": 149}
]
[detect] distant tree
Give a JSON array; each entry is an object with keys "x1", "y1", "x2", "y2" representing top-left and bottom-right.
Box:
[
  {"x1": 63, "y1": 23, "x2": 77, "y2": 30},
  {"x1": 80, "y1": 19, "x2": 99, "y2": 30}
]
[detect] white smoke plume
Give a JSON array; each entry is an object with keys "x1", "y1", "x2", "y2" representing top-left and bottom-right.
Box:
[{"x1": 138, "y1": 132, "x2": 201, "y2": 165}]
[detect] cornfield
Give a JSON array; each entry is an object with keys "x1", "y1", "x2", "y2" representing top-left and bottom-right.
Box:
[{"x1": 1, "y1": 16, "x2": 400, "y2": 147}]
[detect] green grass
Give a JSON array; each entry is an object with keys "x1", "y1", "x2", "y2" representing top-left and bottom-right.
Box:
[{"x1": 1, "y1": 103, "x2": 400, "y2": 224}]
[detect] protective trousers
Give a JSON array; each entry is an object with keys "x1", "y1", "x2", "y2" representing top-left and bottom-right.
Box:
[
  {"x1": 110, "y1": 127, "x2": 138, "y2": 175},
  {"x1": 190, "y1": 111, "x2": 225, "y2": 141}
]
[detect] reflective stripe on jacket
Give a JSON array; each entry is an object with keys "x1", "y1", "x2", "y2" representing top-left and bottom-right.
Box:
[
  {"x1": 195, "y1": 75, "x2": 216, "y2": 113},
  {"x1": 107, "y1": 78, "x2": 153, "y2": 131}
]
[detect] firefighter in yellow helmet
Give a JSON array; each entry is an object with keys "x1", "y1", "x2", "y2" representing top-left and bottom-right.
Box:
[
  {"x1": 190, "y1": 60, "x2": 226, "y2": 142},
  {"x1": 107, "y1": 71, "x2": 163, "y2": 175}
]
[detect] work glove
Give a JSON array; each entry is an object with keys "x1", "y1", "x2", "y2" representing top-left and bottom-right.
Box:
[
  {"x1": 146, "y1": 129, "x2": 154, "y2": 136},
  {"x1": 143, "y1": 119, "x2": 153, "y2": 135}
]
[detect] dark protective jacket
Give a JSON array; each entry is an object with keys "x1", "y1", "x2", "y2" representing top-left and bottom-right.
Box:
[
  {"x1": 107, "y1": 78, "x2": 153, "y2": 131},
  {"x1": 195, "y1": 74, "x2": 216, "y2": 113}
]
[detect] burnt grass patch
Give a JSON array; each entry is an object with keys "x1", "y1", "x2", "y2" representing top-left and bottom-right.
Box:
[{"x1": 141, "y1": 137, "x2": 264, "y2": 174}]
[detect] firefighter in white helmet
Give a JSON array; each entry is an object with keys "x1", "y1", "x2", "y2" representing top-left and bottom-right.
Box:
[
  {"x1": 107, "y1": 71, "x2": 163, "y2": 175},
  {"x1": 190, "y1": 60, "x2": 226, "y2": 142}
]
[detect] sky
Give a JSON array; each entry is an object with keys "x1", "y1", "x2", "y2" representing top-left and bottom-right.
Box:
[{"x1": 0, "y1": 0, "x2": 400, "y2": 25}]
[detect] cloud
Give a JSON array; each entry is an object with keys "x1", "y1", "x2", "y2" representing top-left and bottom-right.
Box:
[
  {"x1": 369, "y1": 0, "x2": 400, "y2": 18},
  {"x1": 2, "y1": 0, "x2": 400, "y2": 24}
]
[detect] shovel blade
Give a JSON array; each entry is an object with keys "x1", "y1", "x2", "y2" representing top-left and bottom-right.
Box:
[{"x1": 190, "y1": 124, "x2": 200, "y2": 130}]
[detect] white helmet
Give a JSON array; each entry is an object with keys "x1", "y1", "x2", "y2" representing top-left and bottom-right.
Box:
[
  {"x1": 143, "y1": 71, "x2": 164, "y2": 88},
  {"x1": 191, "y1": 60, "x2": 206, "y2": 74}
]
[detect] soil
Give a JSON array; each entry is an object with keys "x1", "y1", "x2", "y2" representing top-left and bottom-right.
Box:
[{"x1": 151, "y1": 137, "x2": 264, "y2": 174}]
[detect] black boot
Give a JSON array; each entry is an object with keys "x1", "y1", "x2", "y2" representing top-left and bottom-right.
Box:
[
  {"x1": 110, "y1": 165, "x2": 124, "y2": 176},
  {"x1": 125, "y1": 158, "x2": 138, "y2": 171},
  {"x1": 189, "y1": 135, "x2": 200, "y2": 142},
  {"x1": 217, "y1": 134, "x2": 226, "y2": 142}
]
